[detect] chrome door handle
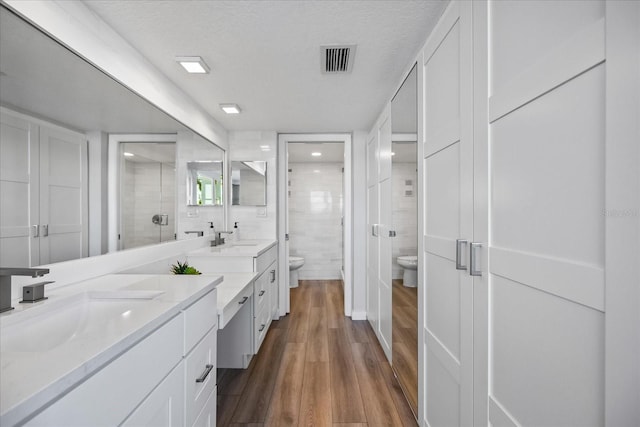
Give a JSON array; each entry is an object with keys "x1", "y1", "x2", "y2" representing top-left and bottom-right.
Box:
[
  {"x1": 270, "y1": 270, "x2": 276, "y2": 282},
  {"x1": 195, "y1": 364, "x2": 214, "y2": 383},
  {"x1": 456, "y1": 239, "x2": 467, "y2": 270},
  {"x1": 239, "y1": 296, "x2": 248, "y2": 304},
  {"x1": 42, "y1": 224, "x2": 48, "y2": 237},
  {"x1": 470, "y1": 242, "x2": 482, "y2": 276},
  {"x1": 32, "y1": 225, "x2": 39, "y2": 238}
]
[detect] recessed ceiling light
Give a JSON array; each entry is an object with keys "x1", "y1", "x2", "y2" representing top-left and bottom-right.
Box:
[
  {"x1": 175, "y1": 56, "x2": 210, "y2": 74},
  {"x1": 123, "y1": 152, "x2": 134, "y2": 157},
  {"x1": 220, "y1": 104, "x2": 241, "y2": 114},
  {"x1": 391, "y1": 152, "x2": 396, "y2": 156},
  {"x1": 311, "y1": 152, "x2": 322, "y2": 157}
]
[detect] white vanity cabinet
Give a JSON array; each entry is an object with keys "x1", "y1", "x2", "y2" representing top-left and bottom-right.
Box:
[
  {"x1": 23, "y1": 288, "x2": 218, "y2": 427},
  {"x1": 188, "y1": 241, "x2": 278, "y2": 355}
]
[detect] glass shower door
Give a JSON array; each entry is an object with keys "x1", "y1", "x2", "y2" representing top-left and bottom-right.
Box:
[{"x1": 120, "y1": 142, "x2": 176, "y2": 250}]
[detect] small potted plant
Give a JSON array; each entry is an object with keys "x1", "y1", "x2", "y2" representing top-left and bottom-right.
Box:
[{"x1": 170, "y1": 260, "x2": 202, "y2": 275}]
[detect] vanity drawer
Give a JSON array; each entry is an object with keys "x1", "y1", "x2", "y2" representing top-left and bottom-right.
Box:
[
  {"x1": 184, "y1": 289, "x2": 217, "y2": 355},
  {"x1": 253, "y1": 268, "x2": 269, "y2": 313},
  {"x1": 254, "y1": 244, "x2": 277, "y2": 274},
  {"x1": 254, "y1": 305, "x2": 271, "y2": 353},
  {"x1": 220, "y1": 282, "x2": 253, "y2": 328},
  {"x1": 185, "y1": 326, "x2": 217, "y2": 427},
  {"x1": 192, "y1": 386, "x2": 216, "y2": 427}
]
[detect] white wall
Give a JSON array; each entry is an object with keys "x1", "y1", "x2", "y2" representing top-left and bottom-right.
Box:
[
  {"x1": 228, "y1": 131, "x2": 278, "y2": 240},
  {"x1": 289, "y1": 162, "x2": 343, "y2": 280}
]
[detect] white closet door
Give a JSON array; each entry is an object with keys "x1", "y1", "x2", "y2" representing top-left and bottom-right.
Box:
[
  {"x1": 377, "y1": 114, "x2": 393, "y2": 361},
  {"x1": 422, "y1": 1, "x2": 474, "y2": 426},
  {"x1": 366, "y1": 131, "x2": 379, "y2": 333},
  {"x1": 0, "y1": 112, "x2": 38, "y2": 267},
  {"x1": 487, "y1": 1, "x2": 606, "y2": 425},
  {"x1": 39, "y1": 125, "x2": 87, "y2": 264}
]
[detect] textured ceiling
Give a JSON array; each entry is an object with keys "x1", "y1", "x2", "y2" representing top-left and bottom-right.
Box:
[{"x1": 84, "y1": 0, "x2": 447, "y2": 133}]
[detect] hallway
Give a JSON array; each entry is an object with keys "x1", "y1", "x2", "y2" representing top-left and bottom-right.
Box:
[{"x1": 216, "y1": 280, "x2": 417, "y2": 426}]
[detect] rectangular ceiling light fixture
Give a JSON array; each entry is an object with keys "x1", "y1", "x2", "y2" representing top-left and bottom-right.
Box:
[
  {"x1": 175, "y1": 56, "x2": 210, "y2": 74},
  {"x1": 220, "y1": 103, "x2": 241, "y2": 114}
]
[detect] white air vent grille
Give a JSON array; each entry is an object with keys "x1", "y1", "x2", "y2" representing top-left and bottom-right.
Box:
[{"x1": 321, "y1": 45, "x2": 356, "y2": 73}]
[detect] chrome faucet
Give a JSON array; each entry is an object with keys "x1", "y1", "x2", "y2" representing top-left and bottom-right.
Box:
[
  {"x1": 0, "y1": 268, "x2": 51, "y2": 313},
  {"x1": 211, "y1": 231, "x2": 233, "y2": 247}
]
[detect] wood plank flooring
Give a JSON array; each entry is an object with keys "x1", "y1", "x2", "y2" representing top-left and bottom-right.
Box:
[
  {"x1": 217, "y1": 280, "x2": 417, "y2": 427},
  {"x1": 391, "y1": 280, "x2": 418, "y2": 417}
]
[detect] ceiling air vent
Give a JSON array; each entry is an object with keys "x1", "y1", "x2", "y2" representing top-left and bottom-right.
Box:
[{"x1": 321, "y1": 45, "x2": 356, "y2": 73}]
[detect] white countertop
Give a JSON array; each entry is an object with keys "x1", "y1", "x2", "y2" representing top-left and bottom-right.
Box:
[
  {"x1": 0, "y1": 273, "x2": 222, "y2": 426},
  {"x1": 188, "y1": 239, "x2": 276, "y2": 258}
]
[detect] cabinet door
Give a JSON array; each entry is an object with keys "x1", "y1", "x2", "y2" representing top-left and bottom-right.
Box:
[
  {"x1": 191, "y1": 388, "x2": 216, "y2": 427},
  {"x1": 269, "y1": 262, "x2": 279, "y2": 319},
  {"x1": 121, "y1": 363, "x2": 184, "y2": 427}
]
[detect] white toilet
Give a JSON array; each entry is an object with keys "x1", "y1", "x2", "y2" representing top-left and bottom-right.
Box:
[
  {"x1": 289, "y1": 256, "x2": 305, "y2": 288},
  {"x1": 397, "y1": 255, "x2": 418, "y2": 288}
]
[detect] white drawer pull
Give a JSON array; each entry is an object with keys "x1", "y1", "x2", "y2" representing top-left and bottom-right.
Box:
[{"x1": 195, "y1": 364, "x2": 214, "y2": 383}]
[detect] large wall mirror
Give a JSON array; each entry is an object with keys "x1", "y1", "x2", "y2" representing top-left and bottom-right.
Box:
[
  {"x1": 390, "y1": 64, "x2": 418, "y2": 418},
  {"x1": 0, "y1": 5, "x2": 224, "y2": 265}
]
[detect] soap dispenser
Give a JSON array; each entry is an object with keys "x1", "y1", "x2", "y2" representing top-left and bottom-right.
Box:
[
  {"x1": 232, "y1": 222, "x2": 239, "y2": 242},
  {"x1": 208, "y1": 221, "x2": 215, "y2": 235}
]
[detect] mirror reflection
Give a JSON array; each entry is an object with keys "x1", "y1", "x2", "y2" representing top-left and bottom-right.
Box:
[
  {"x1": 120, "y1": 143, "x2": 177, "y2": 249},
  {"x1": 390, "y1": 64, "x2": 418, "y2": 418},
  {"x1": 187, "y1": 161, "x2": 223, "y2": 206},
  {"x1": 0, "y1": 6, "x2": 224, "y2": 267},
  {"x1": 231, "y1": 161, "x2": 267, "y2": 206}
]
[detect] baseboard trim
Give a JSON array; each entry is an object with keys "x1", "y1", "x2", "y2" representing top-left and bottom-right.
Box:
[{"x1": 351, "y1": 310, "x2": 367, "y2": 321}]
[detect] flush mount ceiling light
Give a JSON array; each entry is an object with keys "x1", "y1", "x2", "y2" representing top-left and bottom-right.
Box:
[
  {"x1": 175, "y1": 56, "x2": 210, "y2": 74},
  {"x1": 123, "y1": 152, "x2": 134, "y2": 157},
  {"x1": 220, "y1": 104, "x2": 241, "y2": 114},
  {"x1": 311, "y1": 152, "x2": 322, "y2": 157}
]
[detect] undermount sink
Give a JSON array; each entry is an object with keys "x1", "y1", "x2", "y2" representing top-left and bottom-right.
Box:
[{"x1": 0, "y1": 291, "x2": 163, "y2": 353}]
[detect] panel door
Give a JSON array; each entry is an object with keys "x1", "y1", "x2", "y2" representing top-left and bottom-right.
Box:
[
  {"x1": 39, "y1": 125, "x2": 87, "y2": 264},
  {"x1": 0, "y1": 111, "x2": 38, "y2": 267},
  {"x1": 422, "y1": 2, "x2": 474, "y2": 426},
  {"x1": 487, "y1": 1, "x2": 606, "y2": 425},
  {"x1": 377, "y1": 115, "x2": 393, "y2": 361},
  {"x1": 366, "y1": 133, "x2": 379, "y2": 332}
]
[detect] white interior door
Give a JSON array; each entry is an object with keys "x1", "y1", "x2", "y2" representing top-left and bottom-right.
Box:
[
  {"x1": 366, "y1": 131, "x2": 379, "y2": 333},
  {"x1": 487, "y1": 1, "x2": 607, "y2": 425},
  {"x1": 0, "y1": 111, "x2": 37, "y2": 267},
  {"x1": 422, "y1": 2, "x2": 474, "y2": 426},
  {"x1": 39, "y1": 125, "x2": 87, "y2": 264},
  {"x1": 377, "y1": 113, "x2": 393, "y2": 361}
]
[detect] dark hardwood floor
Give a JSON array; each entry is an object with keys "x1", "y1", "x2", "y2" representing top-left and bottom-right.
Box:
[
  {"x1": 392, "y1": 279, "x2": 418, "y2": 417},
  {"x1": 217, "y1": 280, "x2": 418, "y2": 427}
]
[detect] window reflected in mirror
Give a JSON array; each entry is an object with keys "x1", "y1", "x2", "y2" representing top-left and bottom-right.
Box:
[{"x1": 187, "y1": 161, "x2": 223, "y2": 206}]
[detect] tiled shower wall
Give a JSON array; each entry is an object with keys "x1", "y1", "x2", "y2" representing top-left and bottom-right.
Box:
[
  {"x1": 392, "y1": 162, "x2": 418, "y2": 279},
  {"x1": 122, "y1": 160, "x2": 175, "y2": 249},
  {"x1": 289, "y1": 162, "x2": 343, "y2": 280}
]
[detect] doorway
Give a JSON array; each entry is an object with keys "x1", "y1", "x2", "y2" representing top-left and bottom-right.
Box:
[{"x1": 277, "y1": 134, "x2": 352, "y2": 316}]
